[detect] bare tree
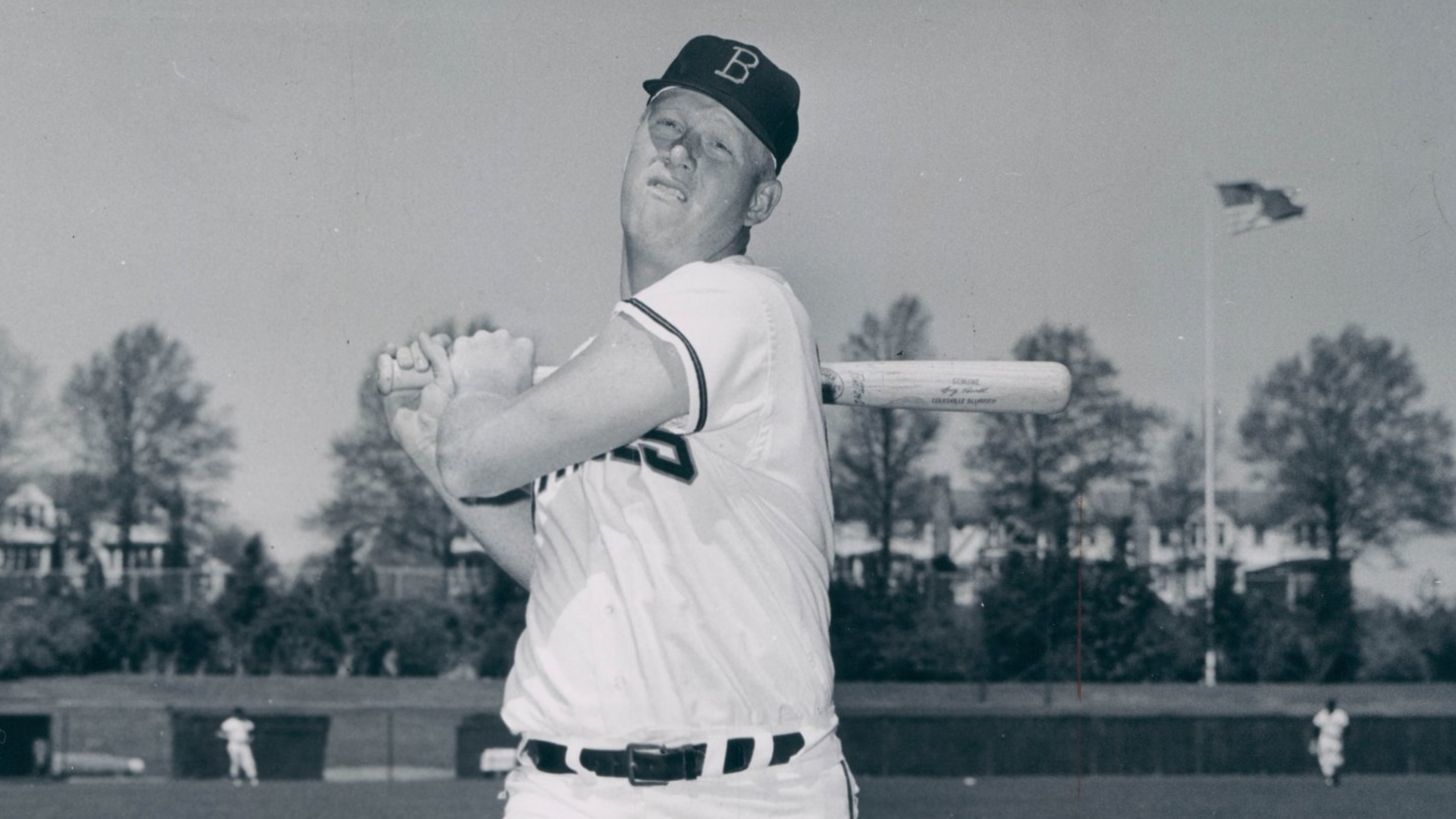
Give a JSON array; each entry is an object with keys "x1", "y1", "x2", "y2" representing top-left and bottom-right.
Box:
[
  {"x1": 62, "y1": 324, "x2": 235, "y2": 568},
  {"x1": 831, "y1": 295, "x2": 941, "y2": 589},
  {"x1": 312, "y1": 318, "x2": 495, "y2": 567},
  {"x1": 312, "y1": 371, "x2": 462, "y2": 566},
  {"x1": 0, "y1": 328, "x2": 45, "y2": 493},
  {"x1": 971, "y1": 324, "x2": 1162, "y2": 548}
]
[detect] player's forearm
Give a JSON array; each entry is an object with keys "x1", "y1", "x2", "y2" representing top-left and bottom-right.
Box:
[
  {"x1": 436, "y1": 390, "x2": 522, "y2": 498},
  {"x1": 386, "y1": 421, "x2": 535, "y2": 588},
  {"x1": 441, "y1": 493, "x2": 535, "y2": 589},
  {"x1": 436, "y1": 328, "x2": 687, "y2": 499},
  {"x1": 398, "y1": 436, "x2": 535, "y2": 588},
  {"x1": 437, "y1": 390, "x2": 586, "y2": 499}
]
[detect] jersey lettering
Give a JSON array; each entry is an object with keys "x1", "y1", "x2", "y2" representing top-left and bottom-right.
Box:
[
  {"x1": 639, "y1": 429, "x2": 696, "y2": 484},
  {"x1": 536, "y1": 428, "x2": 696, "y2": 494}
]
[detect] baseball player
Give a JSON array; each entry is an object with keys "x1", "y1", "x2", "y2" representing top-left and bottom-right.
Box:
[
  {"x1": 1311, "y1": 698, "x2": 1350, "y2": 786},
  {"x1": 217, "y1": 707, "x2": 259, "y2": 787},
  {"x1": 383, "y1": 35, "x2": 858, "y2": 818}
]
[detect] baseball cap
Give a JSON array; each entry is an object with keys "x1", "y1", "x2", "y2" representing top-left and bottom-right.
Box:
[{"x1": 643, "y1": 35, "x2": 800, "y2": 171}]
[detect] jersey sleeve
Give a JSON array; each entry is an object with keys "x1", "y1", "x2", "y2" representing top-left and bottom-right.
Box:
[{"x1": 613, "y1": 261, "x2": 774, "y2": 437}]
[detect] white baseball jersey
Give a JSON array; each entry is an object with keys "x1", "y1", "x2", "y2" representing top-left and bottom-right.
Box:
[
  {"x1": 500, "y1": 256, "x2": 837, "y2": 746},
  {"x1": 219, "y1": 716, "x2": 255, "y2": 746},
  {"x1": 1313, "y1": 708, "x2": 1349, "y2": 743}
]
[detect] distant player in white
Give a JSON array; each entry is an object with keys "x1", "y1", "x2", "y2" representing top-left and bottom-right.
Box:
[
  {"x1": 1311, "y1": 699, "x2": 1350, "y2": 786},
  {"x1": 217, "y1": 707, "x2": 259, "y2": 786},
  {"x1": 384, "y1": 35, "x2": 857, "y2": 819}
]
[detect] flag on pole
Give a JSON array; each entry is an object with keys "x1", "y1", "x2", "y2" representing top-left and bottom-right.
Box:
[{"x1": 1215, "y1": 181, "x2": 1304, "y2": 234}]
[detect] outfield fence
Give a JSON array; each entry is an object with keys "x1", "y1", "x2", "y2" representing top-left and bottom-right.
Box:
[
  {"x1": 838, "y1": 714, "x2": 1456, "y2": 776},
  {"x1": 6, "y1": 702, "x2": 512, "y2": 781},
  {"x1": 6, "y1": 686, "x2": 1456, "y2": 780}
]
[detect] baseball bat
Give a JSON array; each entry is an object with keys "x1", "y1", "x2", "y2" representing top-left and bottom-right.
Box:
[{"x1": 376, "y1": 356, "x2": 1071, "y2": 415}]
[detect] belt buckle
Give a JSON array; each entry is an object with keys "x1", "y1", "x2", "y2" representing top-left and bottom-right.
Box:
[{"x1": 625, "y1": 742, "x2": 673, "y2": 786}]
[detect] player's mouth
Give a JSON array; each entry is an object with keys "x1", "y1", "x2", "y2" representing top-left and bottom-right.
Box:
[{"x1": 647, "y1": 176, "x2": 688, "y2": 203}]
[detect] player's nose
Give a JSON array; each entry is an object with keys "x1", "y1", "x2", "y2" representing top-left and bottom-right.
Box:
[{"x1": 664, "y1": 140, "x2": 693, "y2": 171}]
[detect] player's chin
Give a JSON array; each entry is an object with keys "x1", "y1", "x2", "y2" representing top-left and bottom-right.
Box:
[{"x1": 625, "y1": 209, "x2": 689, "y2": 241}]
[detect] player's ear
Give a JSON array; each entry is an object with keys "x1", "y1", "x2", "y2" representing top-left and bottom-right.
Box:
[{"x1": 744, "y1": 177, "x2": 782, "y2": 228}]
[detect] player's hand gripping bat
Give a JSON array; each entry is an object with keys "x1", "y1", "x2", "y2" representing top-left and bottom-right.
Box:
[{"x1": 376, "y1": 355, "x2": 1071, "y2": 415}]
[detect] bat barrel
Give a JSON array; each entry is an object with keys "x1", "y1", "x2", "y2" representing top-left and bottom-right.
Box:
[
  {"x1": 378, "y1": 356, "x2": 1071, "y2": 415},
  {"x1": 819, "y1": 360, "x2": 1071, "y2": 415}
]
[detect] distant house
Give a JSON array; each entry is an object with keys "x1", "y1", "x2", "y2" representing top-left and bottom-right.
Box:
[
  {"x1": 829, "y1": 478, "x2": 1340, "y2": 611},
  {"x1": 0, "y1": 483, "x2": 229, "y2": 603},
  {"x1": 1, "y1": 483, "x2": 66, "y2": 574},
  {"x1": 1243, "y1": 558, "x2": 1326, "y2": 610}
]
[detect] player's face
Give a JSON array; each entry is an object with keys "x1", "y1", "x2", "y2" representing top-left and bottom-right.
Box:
[{"x1": 620, "y1": 88, "x2": 779, "y2": 261}]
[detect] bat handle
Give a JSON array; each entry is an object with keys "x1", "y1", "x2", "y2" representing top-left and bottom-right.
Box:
[
  {"x1": 375, "y1": 355, "x2": 434, "y2": 394},
  {"x1": 376, "y1": 355, "x2": 555, "y2": 394}
]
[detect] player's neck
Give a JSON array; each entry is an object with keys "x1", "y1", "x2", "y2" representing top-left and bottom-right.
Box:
[{"x1": 620, "y1": 232, "x2": 748, "y2": 296}]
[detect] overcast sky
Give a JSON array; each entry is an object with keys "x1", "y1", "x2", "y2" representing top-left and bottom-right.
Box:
[{"x1": 3, "y1": 1, "x2": 1453, "y2": 572}]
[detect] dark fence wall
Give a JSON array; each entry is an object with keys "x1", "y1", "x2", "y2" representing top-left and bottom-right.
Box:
[
  {"x1": 455, "y1": 713, "x2": 517, "y2": 778},
  {"x1": 839, "y1": 714, "x2": 1456, "y2": 776},
  {"x1": 0, "y1": 714, "x2": 50, "y2": 777},
  {"x1": 171, "y1": 712, "x2": 330, "y2": 780}
]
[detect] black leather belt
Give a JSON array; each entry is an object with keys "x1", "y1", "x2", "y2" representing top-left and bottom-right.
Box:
[{"x1": 523, "y1": 732, "x2": 806, "y2": 786}]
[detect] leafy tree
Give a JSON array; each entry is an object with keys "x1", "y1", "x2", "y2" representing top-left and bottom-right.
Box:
[
  {"x1": 1420, "y1": 603, "x2": 1456, "y2": 681},
  {"x1": 0, "y1": 328, "x2": 46, "y2": 494},
  {"x1": 1078, "y1": 561, "x2": 1197, "y2": 682},
  {"x1": 1357, "y1": 604, "x2": 1431, "y2": 682},
  {"x1": 457, "y1": 560, "x2": 530, "y2": 678},
  {"x1": 315, "y1": 532, "x2": 377, "y2": 612},
  {"x1": 142, "y1": 604, "x2": 225, "y2": 675},
  {"x1": 828, "y1": 580, "x2": 978, "y2": 681},
  {"x1": 246, "y1": 586, "x2": 337, "y2": 674},
  {"x1": 1240, "y1": 326, "x2": 1456, "y2": 556},
  {"x1": 1153, "y1": 420, "x2": 1213, "y2": 574},
  {"x1": 1239, "y1": 326, "x2": 1456, "y2": 680},
  {"x1": 971, "y1": 324, "x2": 1162, "y2": 548},
  {"x1": 79, "y1": 588, "x2": 147, "y2": 672},
  {"x1": 311, "y1": 318, "x2": 494, "y2": 566},
  {"x1": 1243, "y1": 601, "x2": 1318, "y2": 682},
  {"x1": 380, "y1": 600, "x2": 461, "y2": 676},
  {"x1": 214, "y1": 534, "x2": 277, "y2": 671},
  {"x1": 62, "y1": 324, "x2": 235, "y2": 569},
  {"x1": 1209, "y1": 559, "x2": 1256, "y2": 681},
  {"x1": 977, "y1": 547, "x2": 1200, "y2": 683},
  {"x1": 311, "y1": 533, "x2": 380, "y2": 675},
  {"x1": 0, "y1": 597, "x2": 95, "y2": 678},
  {"x1": 205, "y1": 522, "x2": 254, "y2": 568},
  {"x1": 831, "y1": 296, "x2": 941, "y2": 589},
  {"x1": 978, "y1": 549, "x2": 1078, "y2": 681}
]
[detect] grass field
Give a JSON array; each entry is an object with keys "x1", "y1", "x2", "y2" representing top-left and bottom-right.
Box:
[{"x1": 4, "y1": 775, "x2": 1455, "y2": 818}]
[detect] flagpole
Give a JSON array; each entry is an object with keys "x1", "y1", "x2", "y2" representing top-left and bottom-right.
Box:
[
  {"x1": 1200, "y1": 178, "x2": 1302, "y2": 689},
  {"x1": 1202, "y1": 190, "x2": 1218, "y2": 688}
]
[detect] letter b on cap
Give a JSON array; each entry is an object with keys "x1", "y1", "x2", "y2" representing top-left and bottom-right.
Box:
[{"x1": 713, "y1": 46, "x2": 760, "y2": 85}]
